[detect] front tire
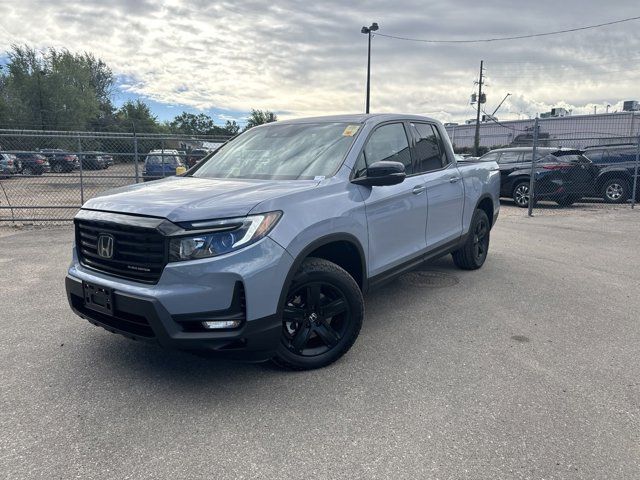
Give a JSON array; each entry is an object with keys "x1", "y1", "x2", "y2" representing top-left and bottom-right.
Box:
[
  {"x1": 452, "y1": 209, "x2": 490, "y2": 270},
  {"x1": 601, "y1": 178, "x2": 629, "y2": 203},
  {"x1": 273, "y1": 258, "x2": 364, "y2": 370}
]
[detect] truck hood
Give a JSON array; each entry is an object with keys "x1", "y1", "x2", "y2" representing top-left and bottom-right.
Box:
[{"x1": 82, "y1": 176, "x2": 318, "y2": 222}]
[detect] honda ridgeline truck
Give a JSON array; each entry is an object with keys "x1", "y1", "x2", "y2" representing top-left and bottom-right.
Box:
[{"x1": 66, "y1": 114, "x2": 500, "y2": 370}]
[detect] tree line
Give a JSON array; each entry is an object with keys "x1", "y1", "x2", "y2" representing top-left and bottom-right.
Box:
[{"x1": 0, "y1": 45, "x2": 277, "y2": 135}]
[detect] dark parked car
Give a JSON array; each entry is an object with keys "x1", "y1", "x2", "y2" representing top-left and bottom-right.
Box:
[
  {"x1": 478, "y1": 147, "x2": 598, "y2": 207},
  {"x1": 39, "y1": 149, "x2": 79, "y2": 173},
  {"x1": 15, "y1": 152, "x2": 51, "y2": 175},
  {"x1": 96, "y1": 152, "x2": 114, "y2": 167},
  {"x1": 0, "y1": 153, "x2": 19, "y2": 178},
  {"x1": 79, "y1": 152, "x2": 107, "y2": 170},
  {"x1": 583, "y1": 144, "x2": 640, "y2": 203},
  {"x1": 185, "y1": 148, "x2": 209, "y2": 168}
]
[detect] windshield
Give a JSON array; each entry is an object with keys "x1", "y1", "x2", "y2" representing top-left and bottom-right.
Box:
[{"x1": 192, "y1": 122, "x2": 361, "y2": 180}]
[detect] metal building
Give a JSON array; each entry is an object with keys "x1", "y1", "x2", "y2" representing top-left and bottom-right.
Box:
[{"x1": 445, "y1": 112, "x2": 640, "y2": 150}]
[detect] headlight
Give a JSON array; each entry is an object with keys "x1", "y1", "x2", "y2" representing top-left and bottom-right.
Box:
[{"x1": 168, "y1": 211, "x2": 282, "y2": 262}]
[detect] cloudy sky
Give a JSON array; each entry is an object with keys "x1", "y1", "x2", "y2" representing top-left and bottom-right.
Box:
[{"x1": 1, "y1": 0, "x2": 639, "y2": 125}]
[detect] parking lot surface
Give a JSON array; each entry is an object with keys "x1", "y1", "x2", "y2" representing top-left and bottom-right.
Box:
[{"x1": 1, "y1": 205, "x2": 639, "y2": 479}]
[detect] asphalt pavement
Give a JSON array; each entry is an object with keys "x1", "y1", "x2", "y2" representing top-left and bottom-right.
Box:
[{"x1": 1, "y1": 204, "x2": 639, "y2": 479}]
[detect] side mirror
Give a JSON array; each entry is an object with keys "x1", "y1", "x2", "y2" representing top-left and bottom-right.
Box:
[{"x1": 352, "y1": 161, "x2": 406, "y2": 187}]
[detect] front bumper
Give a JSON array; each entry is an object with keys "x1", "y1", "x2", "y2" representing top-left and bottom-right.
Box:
[
  {"x1": 66, "y1": 235, "x2": 294, "y2": 361},
  {"x1": 66, "y1": 275, "x2": 281, "y2": 361}
]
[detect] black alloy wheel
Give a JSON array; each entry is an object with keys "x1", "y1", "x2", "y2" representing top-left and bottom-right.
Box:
[
  {"x1": 472, "y1": 215, "x2": 489, "y2": 263},
  {"x1": 282, "y1": 282, "x2": 350, "y2": 357},
  {"x1": 452, "y1": 208, "x2": 491, "y2": 270},
  {"x1": 273, "y1": 258, "x2": 363, "y2": 370}
]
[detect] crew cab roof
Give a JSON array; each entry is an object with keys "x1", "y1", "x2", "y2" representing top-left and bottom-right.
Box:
[{"x1": 273, "y1": 113, "x2": 440, "y2": 125}]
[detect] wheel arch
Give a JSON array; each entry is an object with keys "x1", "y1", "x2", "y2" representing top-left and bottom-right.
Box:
[
  {"x1": 277, "y1": 234, "x2": 368, "y2": 318},
  {"x1": 474, "y1": 194, "x2": 495, "y2": 228},
  {"x1": 595, "y1": 170, "x2": 632, "y2": 189}
]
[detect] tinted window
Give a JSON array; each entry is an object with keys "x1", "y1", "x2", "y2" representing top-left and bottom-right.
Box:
[
  {"x1": 480, "y1": 152, "x2": 499, "y2": 162},
  {"x1": 362, "y1": 123, "x2": 412, "y2": 174},
  {"x1": 606, "y1": 149, "x2": 636, "y2": 164},
  {"x1": 585, "y1": 150, "x2": 604, "y2": 163},
  {"x1": 412, "y1": 123, "x2": 447, "y2": 173},
  {"x1": 354, "y1": 151, "x2": 367, "y2": 178},
  {"x1": 146, "y1": 155, "x2": 180, "y2": 165},
  {"x1": 559, "y1": 154, "x2": 591, "y2": 164},
  {"x1": 499, "y1": 152, "x2": 522, "y2": 163}
]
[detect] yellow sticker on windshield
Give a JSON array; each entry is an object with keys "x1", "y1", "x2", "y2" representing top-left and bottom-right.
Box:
[{"x1": 342, "y1": 125, "x2": 360, "y2": 137}]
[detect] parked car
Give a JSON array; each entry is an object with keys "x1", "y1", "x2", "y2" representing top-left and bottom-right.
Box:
[
  {"x1": 39, "y1": 149, "x2": 79, "y2": 173},
  {"x1": 15, "y1": 152, "x2": 51, "y2": 175},
  {"x1": 79, "y1": 152, "x2": 107, "y2": 170},
  {"x1": 477, "y1": 147, "x2": 598, "y2": 207},
  {"x1": 0, "y1": 153, "x2": 19, "y2": 178},
  {"x1": 583, "y1": 144, "x2": 640, "y2": 203},
  {"x1": 96, "y1": 152, "x2": 114, "y2": 167},
  {"x1": 143, "y1": 149, "x2": 184, "y2": 181},
  {"x1": 65, "y1": 114, "x2": 500, "y2": 370},
  {"x1": 185, "y1": 148, "x2": 209, "y2": 168}
]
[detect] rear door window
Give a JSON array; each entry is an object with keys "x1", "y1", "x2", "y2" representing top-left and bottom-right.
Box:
[
  {"x1": 411, "y1": 123, "x2": 447, "y2": 173},
  {"x1": 498, "y1": 152, "x2": 522, "y2": 163}
]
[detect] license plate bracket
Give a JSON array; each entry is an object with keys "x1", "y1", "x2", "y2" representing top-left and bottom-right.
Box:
[{"x1": 83, "y1": 281, "x2": 114, "y2": 315}]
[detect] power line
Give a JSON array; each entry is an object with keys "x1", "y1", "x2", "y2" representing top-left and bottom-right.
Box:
[{"x1": 374, "y1": 15, "x2": 640, "y2": 44}]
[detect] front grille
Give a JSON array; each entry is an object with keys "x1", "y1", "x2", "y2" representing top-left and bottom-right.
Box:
[{"x1": 76, "y1": 218, "x2": 167, "y2": 283}]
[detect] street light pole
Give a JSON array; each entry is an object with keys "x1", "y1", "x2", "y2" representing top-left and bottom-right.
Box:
[{"x1": 361, "y1": 22, "x2": 378, "y2": 114}]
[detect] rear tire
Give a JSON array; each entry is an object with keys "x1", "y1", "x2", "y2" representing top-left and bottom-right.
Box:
[
  {"x1": 52, "y1": 163, "x2": 63, "y2": 173},
  {"x1": 512, "y1": 181, "x2": 531, "y2": 208},
  {"x1": 601, "y1": 178, "x2": 629, "y2": 203},
  {"x1": 272, "y1": 258, "x2": 363, "y2": 370},
  {"x1": 22, "y1": 166, "x2": 34, "y2": 176},
  {"x1": 452, "y1": 209, "x2": 490, "y2": 270}
]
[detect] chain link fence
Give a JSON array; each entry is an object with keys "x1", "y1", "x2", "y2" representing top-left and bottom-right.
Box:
[
  {"x1": 0, "y1": 129, "x2": 231, "y2": 223},
  {"x1": 3, "y1": 118, "x2": 640, "y2": 224},
  {"x1": 448, "y1": 113, "x2": 640, "y2": 214}
]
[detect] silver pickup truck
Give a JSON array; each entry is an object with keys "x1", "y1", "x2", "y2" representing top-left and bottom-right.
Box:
[{"x1": 66, "y1": 114, "x2": 500, "y2": 370}]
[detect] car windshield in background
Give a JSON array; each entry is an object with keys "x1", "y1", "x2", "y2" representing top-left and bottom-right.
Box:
[
  {"x1": 146, "y1": 155, "x2": 180, "y2": 165},
  {"x1": 192, "y1": 122, "x2": 362, "y2": 180}
]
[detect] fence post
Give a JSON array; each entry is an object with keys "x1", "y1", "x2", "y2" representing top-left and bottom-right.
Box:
[
  {"x1": 632, "y1": 135, "x2": 640, "y2": 209},
  {"x1": 133, "y1": 132, "x2": 140, "y2": 184},
  {"x1": 161, "y1": 138, "x2": 166, "y2": 178},
  {"x1": 77, "y1": 135, "x2": 84, "y2": 205},
  {"x1": 527, "y1": 117, "x2": 540, "y2": 217}
]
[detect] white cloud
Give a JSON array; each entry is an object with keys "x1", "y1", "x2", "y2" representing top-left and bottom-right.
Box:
[{"x1": 1, "y1": 0, "x2": 639, "y2": 122}]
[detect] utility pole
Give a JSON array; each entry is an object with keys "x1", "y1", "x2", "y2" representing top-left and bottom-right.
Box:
[
  {"x1": 361, "y1": 22, "x2": 379, "y2": 114},
  {"x1": 473, "y1": 60, "x2": 484, "y2": 156},
  {"x1": 36, "y1": 70, "x2": 45, "y2": 131}
]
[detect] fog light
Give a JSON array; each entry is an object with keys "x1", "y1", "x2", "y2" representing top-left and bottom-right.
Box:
[{"x1": 202, "y1": 320, "x2": 241, "y2": 329}]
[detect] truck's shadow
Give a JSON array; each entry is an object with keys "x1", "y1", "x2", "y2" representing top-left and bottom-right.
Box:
[{"x1": 78, "y1": 255, "x2": 461, "y2": 395}]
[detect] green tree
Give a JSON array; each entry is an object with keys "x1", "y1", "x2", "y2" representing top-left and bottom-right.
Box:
[
  {"x1": 169, "y1": 112, "x2": 215, "y2": 135},
  {"x1": 244, "y1": 109, "x2": 277, "y2": 130},
  {"x1": 0, "y1": 45, "x2": 114, "y2": 131},
  {"x1": 115, "y1": 99, "x2": 162, "y2": 133},
  {"x1": 224, "y1": 120, "x2": 240, "y2": 135}
]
